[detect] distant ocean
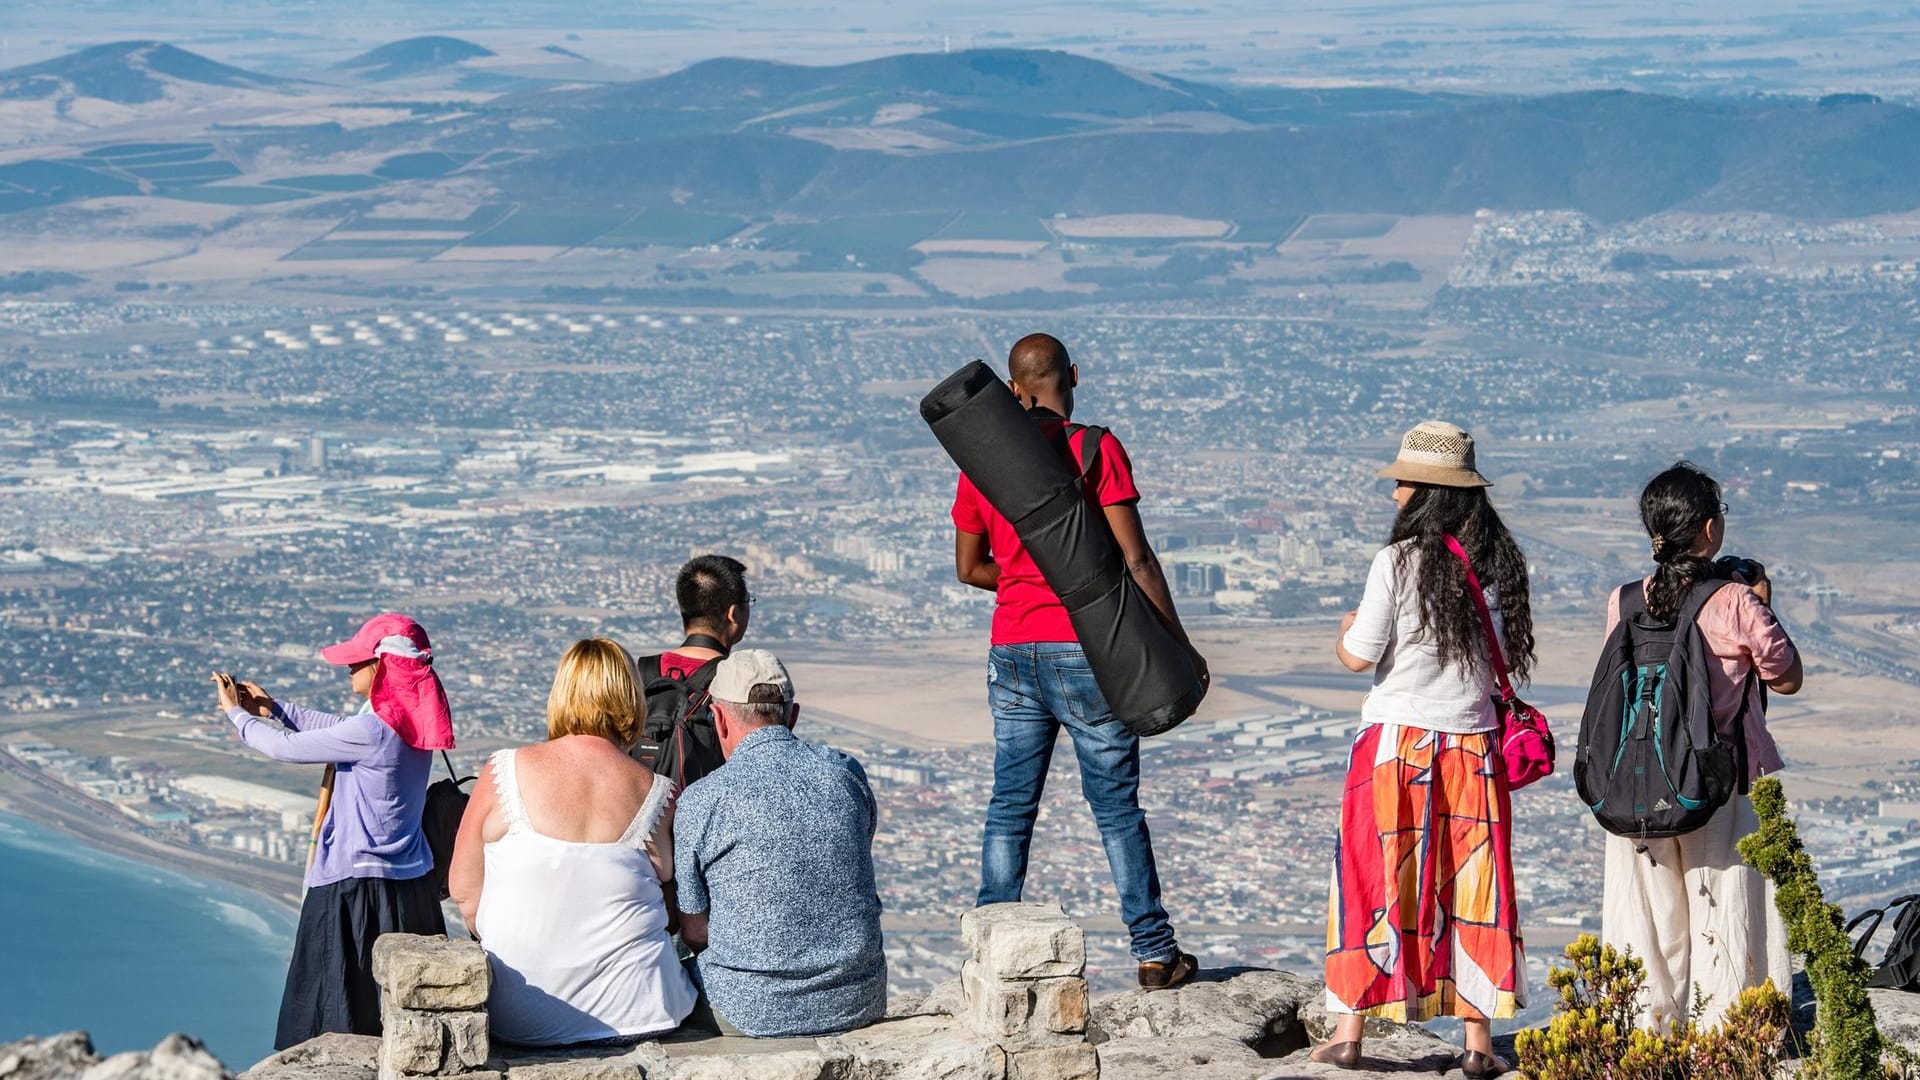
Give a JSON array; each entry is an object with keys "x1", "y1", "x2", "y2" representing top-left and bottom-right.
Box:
[{"x1": 0, "y1": 812, "x2": 296, "y2": 1068}]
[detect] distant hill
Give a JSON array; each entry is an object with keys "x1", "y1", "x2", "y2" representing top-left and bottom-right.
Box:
[
  {"x1": 4, "y1": 45, "x2": 1920, "y2": 224},
  {"x1": 494, "y1": 75, "x2": 1920, "y2": 221},
  {"x1": 334, "y1": 36, "x2": 494, "y2": 81},
  {"x1": 0, "y1": 41, "x2": 285, "y2": 104}
]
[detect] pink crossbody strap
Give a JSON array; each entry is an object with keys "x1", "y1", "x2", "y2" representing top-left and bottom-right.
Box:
[{"x1": 1443, "y1": 534, "x2": 1514, "y2": 703}]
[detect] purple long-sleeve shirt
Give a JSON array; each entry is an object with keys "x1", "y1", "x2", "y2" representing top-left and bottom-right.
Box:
[{"x1": 226, "y1": 699, "x2": 434, "y2": 889}]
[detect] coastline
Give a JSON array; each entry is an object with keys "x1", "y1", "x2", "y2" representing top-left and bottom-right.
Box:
[{"x1": 0, "y1": 756, "x2": 303, "y2": 920}]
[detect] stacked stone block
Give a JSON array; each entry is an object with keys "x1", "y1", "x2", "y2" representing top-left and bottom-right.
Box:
[
  {"x1": 958, "y1": 903, "x2": 1099, "y2": 1080},
  {"x1": 372, "y1": 934, "x2": 492, "y2": 1080}
]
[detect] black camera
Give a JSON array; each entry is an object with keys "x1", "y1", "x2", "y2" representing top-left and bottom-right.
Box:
[{"x1": 1713, "y1": 555, "x2": 1763, "y2": 584}]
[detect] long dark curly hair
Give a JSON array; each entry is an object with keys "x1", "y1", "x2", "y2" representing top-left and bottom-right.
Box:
[
  {"x1": 1639, "y1": 462, "x2": 1722, "y2": 621},
  {"x1": 1388, "y1": 484, "x2": 1536, "y2": 684}
]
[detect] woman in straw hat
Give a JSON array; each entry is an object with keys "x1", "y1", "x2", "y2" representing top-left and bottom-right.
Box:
[
  {"x1": 212, "y1": 613, "x2": 453, "y2": 1049},
  {"x1": 1312, "y1": 422, "x2": 1533, "y2": 1078}
]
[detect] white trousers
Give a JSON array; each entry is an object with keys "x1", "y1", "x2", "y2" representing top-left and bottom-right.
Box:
[{"x1": 1600, "y1": 796, "x2": 1792, "y2": 1028}]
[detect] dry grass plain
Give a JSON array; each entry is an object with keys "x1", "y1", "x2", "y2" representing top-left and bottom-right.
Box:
[{"x1": 785, "y1": 619, "x2": 1915, "y2": 805}]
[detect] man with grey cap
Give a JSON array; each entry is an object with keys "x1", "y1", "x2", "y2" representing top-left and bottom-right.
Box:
[{"x1": 674, "y1": 648, "x2": 887, "y2": 1038}]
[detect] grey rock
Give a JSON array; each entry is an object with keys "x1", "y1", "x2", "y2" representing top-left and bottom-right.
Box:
[
  {"x1": 1874, "y1": 988, "x2": 1920, "y2": 1060},
  {"x1": 885, "y1": 993, "x2": 928, "y2": 1019},
  {"x1": 960, "y1": 960, "x2": 1031, "y2": 1041},
  {"x1": 0, "y1": 1031, "x2": 101, "y2": 1079},
  {"x1": 372, "y1": 935, "x2": 491, "y2": 1012},
  {"x1": 378, "y1": 1004, "x2": 446, "y2": 1078},
  {"x1": 1091, "y1": 968, "x2": 1323, "y2": 1053},
  {"x1": 440, "y1": 1012, "x2": 490, "y2": 1072},
  {"x1": 1094, "y1": 1036, "x2": 1263, "y2": 1080},
  {"x1": 825, "y1": 1016, "x2": 1008, "y2": 1080},
  {"x1": 501, "y1": 1060, "x2": 643, "y2": 1080},
  {"x1": 961, "y1": 905, "x2": 1085, "y2": 981},
  {"x1": 959, "y1": 962, "x2": 1084, "y2": 1048},
  {"x1": 920, "y1": 979, "x2": 966, "y2": 1019},
  {"x1": 632, "y1": 1039, "x2": 852, "y2": 1080},
  {"x1": 1004, "y1": 1043, "x2": 1097, "y2": 1080},
  {"x1": 1091, "y1": 978, "x2": 1272, "y2": 1047},
  {"x1": 79, "y1": 1035, "x2": 231, "y2": 1080},
  {"x1": 1027, "y1": 978, "x2": 1088, "y2": 1038},
  {"x1": 244, "y1": 1034, "x2": 380, "y2": 1076},
  {"x1": 1259, "y1": 1026, "x2": 1462, "y2": 1078}
]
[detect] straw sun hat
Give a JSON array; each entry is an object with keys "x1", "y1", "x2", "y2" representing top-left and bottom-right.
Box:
[{"x1": 1374, "y1": 420, "x2": 1492, "y2": 488}]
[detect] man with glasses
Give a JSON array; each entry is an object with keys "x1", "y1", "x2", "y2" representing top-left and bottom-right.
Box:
[{"x1": 633, "y1": 554, "x2": 754, "y2": 789}]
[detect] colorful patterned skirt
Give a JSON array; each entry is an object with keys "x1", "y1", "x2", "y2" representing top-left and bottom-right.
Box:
[{"x1": 1324, "y1": 723, "x2": 1527, "y2": 1021}]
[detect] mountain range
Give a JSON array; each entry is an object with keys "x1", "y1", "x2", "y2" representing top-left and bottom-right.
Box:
[
  {"x1": 2, "y1": 40, "x2": 1918, "y2": 225},
  {"x1": 0, "y1": 41, "x2": 288, "y2": 104}
]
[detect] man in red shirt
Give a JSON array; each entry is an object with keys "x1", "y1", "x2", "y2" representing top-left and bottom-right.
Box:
[{"x1": 952, "y1": 332, "x2": 1205, "y2": 991}]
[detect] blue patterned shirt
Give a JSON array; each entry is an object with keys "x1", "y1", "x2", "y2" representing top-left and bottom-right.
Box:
[{"x1": 675, "y1": 725, "x2": 887, "y2": 1037}]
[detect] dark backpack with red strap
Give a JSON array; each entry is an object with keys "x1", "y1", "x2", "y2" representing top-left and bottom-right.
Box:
[{"x1": 633, "y1": 635, "x2": 728, "y2": 791}]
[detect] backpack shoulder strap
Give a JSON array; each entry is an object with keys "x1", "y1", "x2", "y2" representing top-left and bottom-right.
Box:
[
  {"x1": 682, "y1": 657, "x2": 721, "y2": 696},
  {"x1": 1616, "y1": 580, "x2": 1648, "y2": 622},
  {"x1": 639, "y1": 653, "x2": 667, "y2": 681},
  {"x1": 1073, "y1": 425, "x2": 1108, "y2": 484}
]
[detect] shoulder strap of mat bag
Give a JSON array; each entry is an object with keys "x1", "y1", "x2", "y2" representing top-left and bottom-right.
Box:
[{"x1": 1069, "y1": 424, "x2": 1107, "y2": 485}]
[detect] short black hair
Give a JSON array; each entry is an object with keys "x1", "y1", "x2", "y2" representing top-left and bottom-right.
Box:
[{"x1": 677, "y1": 554, "x2": 748, "y2": 632}]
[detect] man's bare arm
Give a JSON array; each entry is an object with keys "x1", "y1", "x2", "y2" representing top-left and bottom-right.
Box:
[{"x1": 955, "y1": 530, "x2": 1000, "y2": 591}]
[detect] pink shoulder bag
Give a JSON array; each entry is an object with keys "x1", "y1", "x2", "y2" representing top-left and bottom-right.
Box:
[{"x1": 1444, "y1": 535, "x2": 1554, "y2": 790}]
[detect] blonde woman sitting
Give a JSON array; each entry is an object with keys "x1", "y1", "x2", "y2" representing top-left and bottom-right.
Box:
[{"x1": 449, "y1": 639, "x2": 697, "y2": 1046}]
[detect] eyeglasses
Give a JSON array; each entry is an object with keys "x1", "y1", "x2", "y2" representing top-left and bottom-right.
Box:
[
  {"x1": 1718, "y1": 501, "x2": 1730, "y2": 517},
  {"x1": 748, "y1": 592, "x2": 759, "y2": 607}
]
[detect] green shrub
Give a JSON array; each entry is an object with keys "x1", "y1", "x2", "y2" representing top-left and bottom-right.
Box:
[
  {"x1": 1738, "y1": 777, "x2": 1884, "y2": 1080},
  {"x1": 1513, "y1": 934, "x2": 1788, "y2": 1080}
]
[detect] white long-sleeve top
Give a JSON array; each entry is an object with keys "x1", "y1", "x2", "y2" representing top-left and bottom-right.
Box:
[{"x1": 1340, "y1": 541, "x2": 1506, "y2": 734}]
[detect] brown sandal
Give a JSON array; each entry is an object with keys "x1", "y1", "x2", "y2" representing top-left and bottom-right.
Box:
[{"x1": 1310, "y1": 1041, "x2": 1363, "y2": 1070}]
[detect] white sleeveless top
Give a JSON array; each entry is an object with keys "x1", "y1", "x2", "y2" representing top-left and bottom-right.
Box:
[{"x1": 475, "y1": 749, "x2": 697, "y2": 1046}]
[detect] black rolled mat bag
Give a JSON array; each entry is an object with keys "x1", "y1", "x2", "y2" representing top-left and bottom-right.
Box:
[{"x1": 921, "y1": 360, "x2": 1206, "y2": 737}]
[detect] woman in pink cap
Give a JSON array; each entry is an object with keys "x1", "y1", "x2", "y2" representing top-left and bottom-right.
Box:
[{"x1": 212, "y1": 612, "x2": 454, "y2": 1049}]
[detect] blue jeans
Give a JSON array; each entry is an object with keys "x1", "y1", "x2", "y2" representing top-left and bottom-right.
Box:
[{"x1": 977, "y1": 643, "x2": 1178, "y2": 964}]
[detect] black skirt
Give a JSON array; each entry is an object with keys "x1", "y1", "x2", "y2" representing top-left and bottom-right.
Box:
[{"x1": 274, "y1": 875, "x2": 447, "y2": 1050}]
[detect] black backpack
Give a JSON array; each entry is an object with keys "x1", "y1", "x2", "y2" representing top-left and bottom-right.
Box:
[
  {"x1": 633, "y1": 637, "x2": 728, "y2": 791},
  {"x1": 1574, "y1": 579, "x2": 1750, "y2": 843},
  {"x1": 422, "y1": 751, "x2": 475, "y2": 900},
  {"x1": 1849, "y1": 895, "x2": 1920, "y2": 991}
]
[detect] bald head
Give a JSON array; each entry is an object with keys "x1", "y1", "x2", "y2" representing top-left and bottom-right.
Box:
[{"x1": 1007, "y1": 333, "x2": 1077, "y2": 415}]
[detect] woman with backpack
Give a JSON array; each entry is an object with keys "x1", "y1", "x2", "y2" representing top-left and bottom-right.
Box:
[
  {"x1": 1313, "y1": 422, "x2": 1532, "y2": 1078},
  {"x1": 211, "y1": 613, "x2": 453, "y2": 1049},
  {"x1": 1597, "y1": 462, "x2": 1803, "y2": 1028}
]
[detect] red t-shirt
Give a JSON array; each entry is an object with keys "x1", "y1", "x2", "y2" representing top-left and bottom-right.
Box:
[
  {"x1": 659, "y1": 651, "x2": 718, "y2": 680},
  {"x1": 951, "y1": 425, "x2": 1141, "y2": 644}
]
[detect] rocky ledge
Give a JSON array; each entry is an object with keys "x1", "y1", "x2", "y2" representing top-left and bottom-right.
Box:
[{"x1": 11, "y1": 907, "x2": 1920, "y2": 1080}]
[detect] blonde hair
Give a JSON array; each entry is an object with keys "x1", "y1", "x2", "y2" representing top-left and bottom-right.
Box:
[{"x1": 546, "y1": 638, "x2": 644, "y2": 747}]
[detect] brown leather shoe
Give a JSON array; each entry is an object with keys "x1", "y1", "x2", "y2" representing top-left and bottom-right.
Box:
[
  {"x1": 1137, "y1": 951, "x2": 1197, "y2": 991},
  {"x1": 1311, "y1": 1041, "x2": 1364, "y2": 1070},
  {"x1": 1458, "y1": 1051, "x2": 1509, "y2": 1079}
]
